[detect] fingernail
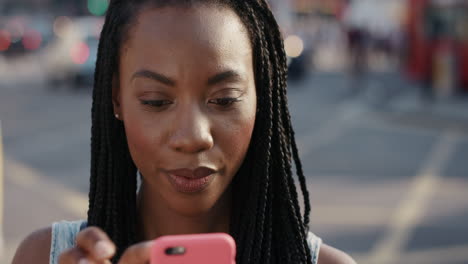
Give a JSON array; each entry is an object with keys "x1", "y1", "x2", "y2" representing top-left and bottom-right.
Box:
[
  {"x1": 95, "y1": 241, "x2": 115, "y2": 258},
  {"x1": 78, "y1": 259, "x2": 90, "y2": 264}
]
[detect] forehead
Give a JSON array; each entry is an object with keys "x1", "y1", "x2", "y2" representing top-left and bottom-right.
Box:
[{"x1": 120, "y1": 5, "x2": 252, "y2": 74}]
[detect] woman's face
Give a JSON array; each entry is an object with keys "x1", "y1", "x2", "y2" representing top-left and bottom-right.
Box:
[{"x1": 114, "y1": 5, "x2": 256, "y2": 216}]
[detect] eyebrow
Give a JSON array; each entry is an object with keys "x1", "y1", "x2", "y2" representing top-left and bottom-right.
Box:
[
  {"x1": 131, "y1": 70, "x2": 175, "y2": 86},
  {"x1": 207, "y1": 70, "x2": 243, "y2": 86},
  {"x1": 131, "y1": 69, "x2": 244, "y2": 87}
]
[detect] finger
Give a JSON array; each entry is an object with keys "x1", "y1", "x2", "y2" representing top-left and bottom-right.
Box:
[
  {"x1": 58, "y1": 247, "x2": 87, "y2": 264},
  {"x1": 59, "y1": 247, "x2": 111, "y2": 264},
  {"x1": 117, "y1": 241, "x2": 153, "y2": 264},
  {"x1": 75, "y1": 226, "x2": 116, "y2": 261}
]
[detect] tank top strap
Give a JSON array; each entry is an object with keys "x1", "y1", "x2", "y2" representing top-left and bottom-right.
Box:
[
  {"x1": 50, "y1": 220, "x2": 87, "y2": 264},
  {"x1": 307, "y1": 231, "x2": 323, "y2": 264}
]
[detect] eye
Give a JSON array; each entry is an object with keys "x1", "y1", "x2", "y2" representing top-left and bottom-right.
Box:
[
  {"x1": 140, "y1": 100, "x2": 173, "y2": 108},
  {"x1": 208, "y1": 97, "x2": 241, "y2": 107}
]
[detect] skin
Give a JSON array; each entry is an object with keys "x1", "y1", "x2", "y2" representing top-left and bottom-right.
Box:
[{"x1": 12, "y1": 5, "x2": 355, "y2": 264}]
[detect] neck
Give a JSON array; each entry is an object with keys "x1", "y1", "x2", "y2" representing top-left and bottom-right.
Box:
[{"x1": 136, "y1": 182, "x2": 232, "y2": 241}]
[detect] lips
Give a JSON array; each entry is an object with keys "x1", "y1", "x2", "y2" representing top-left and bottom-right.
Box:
[
  {"x1": 166, "y1": 167, "x2": 216, "y2": 193},
  {"x1": 167, "y1": 167, "x2": 216, "y2": 179}
]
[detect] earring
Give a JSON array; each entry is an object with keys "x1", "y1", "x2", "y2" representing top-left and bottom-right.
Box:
[{"x1": 115, "y1": 113, "x2": 119, "y2": 119}]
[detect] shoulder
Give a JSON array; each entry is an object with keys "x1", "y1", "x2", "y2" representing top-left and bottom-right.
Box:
[
  {"x1": 318, "y1": 243, "x2": 356, "y2": 264},
  {"x1": 12, "y1": 227, "x2": 52, "y2": 264}
]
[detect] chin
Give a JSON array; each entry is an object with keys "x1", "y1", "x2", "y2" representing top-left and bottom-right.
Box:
[
  {"x1": 171, "y1": 184, "x2": 232, "y2": 218},
  {"x1": 170, "y1": 192, "x2": 221, "y2": 217}
]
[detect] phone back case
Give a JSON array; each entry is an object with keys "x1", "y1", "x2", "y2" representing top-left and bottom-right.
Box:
[{"x1": 151, "y1": 233, "x2": 236, "y2": 264}]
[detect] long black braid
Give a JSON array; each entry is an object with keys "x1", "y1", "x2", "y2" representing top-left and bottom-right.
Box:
[{"x1": 88, "y1": 0, "x2": 312, "y2": 263}]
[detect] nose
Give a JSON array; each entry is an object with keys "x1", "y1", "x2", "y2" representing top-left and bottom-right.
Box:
[{"x1": 168, "y1": 105, "x2": 214, "y2": 154}]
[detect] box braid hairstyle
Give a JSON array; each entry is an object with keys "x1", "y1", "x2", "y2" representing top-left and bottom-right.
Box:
[{"x1": 88, "y1": 0, "x2": 312, "y2": 263}]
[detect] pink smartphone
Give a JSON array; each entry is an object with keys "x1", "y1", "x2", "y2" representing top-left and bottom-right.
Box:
[{"x1": 150, "y1": 233, "x2": 236, "y2": 264}]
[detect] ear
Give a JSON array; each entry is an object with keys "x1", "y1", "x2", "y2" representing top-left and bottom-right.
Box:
[{"x1": 112, "y1": 74, "x2": 122, "y2": 119}]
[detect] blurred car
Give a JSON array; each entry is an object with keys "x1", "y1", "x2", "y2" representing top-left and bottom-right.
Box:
[
  {"x1": 46, "y1": 16, "x2": 102, "y2": 89},
  {"x1": 70, "y1": 35, "x2": 98, "y2": 87},
  {"x1": 0, "y1": 15, "x2": 53, "y2": 57}
]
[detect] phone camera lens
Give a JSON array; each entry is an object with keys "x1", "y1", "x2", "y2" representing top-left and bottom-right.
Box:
[{"x1": 165, "y1": 246, "x2": 186, "y2": 255}]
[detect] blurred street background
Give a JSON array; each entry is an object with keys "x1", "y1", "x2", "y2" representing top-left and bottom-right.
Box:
[{"x1": 1, "y1": 0, "x2": 468, "y2": 263}]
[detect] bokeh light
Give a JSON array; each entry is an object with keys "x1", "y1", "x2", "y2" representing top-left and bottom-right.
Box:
[
  {"x1": 22, "y1": 30, "x2": 42, "y2": 50},
  {"x1": 53, "y1": 16, "x2": 73, "y2": 39},
  {"x1": 70, "y1": 42, "x2": 90, "y2": 64},
  {"x1": 88, "y1": 0, "x2": 109, "y2": 16},
  {"x1": 284, "y1": 35, "x2": 304, "y2": 58},
  {"x1": 0, "y1": 30, "x2": 12, "y2": 51}
]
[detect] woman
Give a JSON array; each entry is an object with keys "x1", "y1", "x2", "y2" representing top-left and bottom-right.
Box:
[{"x1": 13, "y1": 0, "x2": 355, "y2": 263}]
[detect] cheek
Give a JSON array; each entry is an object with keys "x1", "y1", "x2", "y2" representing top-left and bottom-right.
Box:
[
  {"x1": 232, "y1": 115, "x2": 255, "y2": 151},
  {"x1": 121, "y1": 96, "x2": 165, "y2": 173},
  {"x1": 217, "y1": 101, "x2": 256, "y2": 173},
  {"x1": 124, "y1": 118, "x2": 154, "y2": 171}
]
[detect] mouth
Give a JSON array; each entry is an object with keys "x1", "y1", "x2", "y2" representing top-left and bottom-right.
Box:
[{"x1": 165, "y1": 167, "x2": 217, "y2": 193}]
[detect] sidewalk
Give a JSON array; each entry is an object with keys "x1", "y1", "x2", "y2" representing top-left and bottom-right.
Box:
[
  {"x1": 0, "y1": 54, "x2": 89, "y2": 263},
  {"x1": 0, "y1": 156, "x2": 87, "y2": 264}
]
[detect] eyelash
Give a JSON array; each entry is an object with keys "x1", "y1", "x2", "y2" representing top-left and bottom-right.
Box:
[
  {"x1": 140, "y1": 100, "x2": 172, "y2": 108},
  {"x1": 140, "y1": 97, "x2": 241, "y2": 109},
  {"x1": 208, "y1": 97, "x2": 242, "y2": 107}
]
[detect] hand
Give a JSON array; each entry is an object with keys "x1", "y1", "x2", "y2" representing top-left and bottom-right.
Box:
[
  {"x1": 58, "y1": 226, "x2": 116, "y2": 264},
  {"x1": 117, "y1": 240, "x2": 153, "y2": 264},
  {"x1": 58, "y1": 226, "x2": 154, "y2": 264}
]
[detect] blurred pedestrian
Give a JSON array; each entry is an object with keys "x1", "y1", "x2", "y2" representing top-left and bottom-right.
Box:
[
  {"x1": 12, "y1": 1, "x2": 355, "y2": 264},
  {"x1": 347, "y1": 26, "x2": 368, "y2": 95}
]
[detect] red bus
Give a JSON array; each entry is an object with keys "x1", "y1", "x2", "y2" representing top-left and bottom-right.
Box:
[{"x1": 406, "y1": 0, "x2": 468, "y2": 95}]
